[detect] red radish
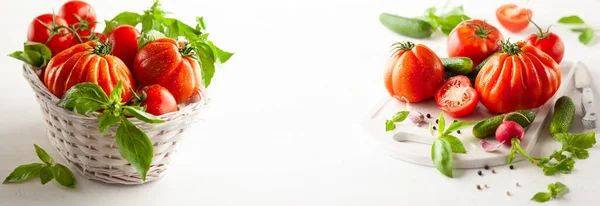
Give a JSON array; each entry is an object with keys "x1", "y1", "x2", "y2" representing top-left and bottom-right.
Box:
[{"x1": 480, "y1": 112, "x2": 531, "y2": 151}]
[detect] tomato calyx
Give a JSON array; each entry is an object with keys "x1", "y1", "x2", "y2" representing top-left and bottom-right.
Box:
[
  {"x1": 500, "y1": 39, "x2": 523, "y2": 56},
  {"x1": 466, "y1": 21, "x2": 496, "y2": 39},
  {"x1": 70, "y1": 9, "x2": 98, "y2": 33},
  {"x1": 37, "y1": 13, "x2": 83, "y2": 45},
  {"x1": 390, "y1": 41, "x2": 415, "y2": 54},
  {"x1": 179, "y1": 42, "x2": 199, "y2": 60},
  {"x1": 128, "y1": 87, "x2": 148, "y2": 106},
  {"x1": 89, "y1": 41, "x2": 113, "y2": 56}
]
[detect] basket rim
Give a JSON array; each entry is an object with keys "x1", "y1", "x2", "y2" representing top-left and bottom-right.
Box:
[{"x1": 23, "y1": 64, "x2": 210, "y2": 122}]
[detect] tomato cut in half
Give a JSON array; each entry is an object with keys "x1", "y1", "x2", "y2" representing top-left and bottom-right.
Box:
[
  {"x1": 496, "y1": 4, "x2": 532, "y2": 33},
  {"x1": 435, "y1": 75, "x2": 479, "y2": 117}
]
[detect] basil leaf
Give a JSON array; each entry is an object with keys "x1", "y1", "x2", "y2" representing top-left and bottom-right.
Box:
[
  {"x1": 385, "y1": 120, "x2": 396, "y2": 131},
  {"x1": 442, "y1": 6, "x2": 466, "y2": 17},
  {"x1": 3, "y1": 163, "x2": 44, "y2": 183},
  {"x1": 103, "y1": 11, "x2": 141, "y2": 34},
  {"x1": 391, "y1": 111, "x2": 410, "y2": 122},
  {"x1": 123, "y1": 106, "x2": 165, "y2": 124},
  {"x1": 208, "y1": 41, "x2": 234, "y2": 64},
  {"x1": 423, "y1": 7, "x2": 441, "y2": 29},
  {"x1": 531, "y1": 192, "x2": 552, "y2": 202},
  {"x1": 443, "y1": 121, "x2": 475, "y2": 136},
  {"x1": 441, "y1": 135, "x2": 466, "y2": 154},
  {"x1": 163, "y1": 18, "x2": 197, "y2": 38},
  {"x1": 194, "y1": 42, "x2": 217, "y2": 87},
  {"x1": 39, "y1": 165, "x2": 53, "y2": 185},
  {"x1": 571, "y1": 27, "x2": 589, "y2": 32},
  {"x1": 138, "y1": 30, "x2": 166, "y2": 50},
  {"x1": 196, "y1": 16, "x2": 206, "y2": 31},
  {"x1": 579, "y1": 28, "x2": 595, "y2": 45},
  {"x1": 558, "y1": 15, "x2": 585, "y2": 24},
  {"x1": 432, "y1": 139, "x2": 453, "y2": 177},
  {"x1": 98, "y1": 111, "x2": 121, "y2": 135},
  {"x1": 441, "y1": 15, "x2": 469, "y2": 35},
  {"x1": 568, "y1": 131, "x2": 596, "y2": 149},
  {"x1": 57, "y1": 83, "x2": 110, "y2": 115},
  {"x1": 50, "y1": 164, "x2": 76, "y2": 188},
  {"x1": 109, "y1": 81, "x2": 123, "y2": 102},
  {"x1": 116, "y1": 118, "x2": 154, "y2": 181},
  {"x1": 34, "y1": 144, "x2": 52, "y2": 165},
  {"x1": 438, "y1": 113, "x2": 446, "y2": 135},
  {"x1": 8, "y1": 42, "x2": 53, "y2": 68}
]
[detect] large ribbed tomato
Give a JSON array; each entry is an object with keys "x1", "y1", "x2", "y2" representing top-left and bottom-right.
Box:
[
  {"x1": 475, "y1": 41, "x2": 561, "y2": 113},
  {"x1": 44, "y1": 41, "x2": 136, "y2": 100},
  {"x1": 134, "y1": 38, "x2": 203, "y2": 103},
  {"x1": 384, "y1": 41, "x2": 445, "y2": 102}
]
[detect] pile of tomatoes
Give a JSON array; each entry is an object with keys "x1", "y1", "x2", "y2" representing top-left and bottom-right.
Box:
[
  {"x1": 384, "y1": 4, "x2": 564, "y2": 117},
  {"x1": 25, "y1": 1, "x2": 205, "y2": 116}
]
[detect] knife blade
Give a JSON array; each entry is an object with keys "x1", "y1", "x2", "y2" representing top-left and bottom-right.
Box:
[{"x1": 575, "y1": 62, "x2": 597, "y2": 130}]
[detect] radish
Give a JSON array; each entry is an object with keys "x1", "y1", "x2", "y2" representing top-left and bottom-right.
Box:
[{"x1": 481, "y1": 112, "x2": 531, "y2": 151}]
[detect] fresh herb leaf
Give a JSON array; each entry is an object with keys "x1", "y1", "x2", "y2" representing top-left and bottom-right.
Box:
[
  {"x1": 385, "y1": 120, "x2": 396, "y2": 131},
  {"x1": 441, "y1": 135, "x2": 466, "y2": 154},
  {"x1": 423, "y1": 7, "x2": 441, "y2": 28},
  {"x1": 56, "y1": 83, "x2": 110, "y2": 115},
  {"x1": 531, "y1": 192, "x2": 552, "y2": 202},
  {"x1": 438, "y1": 113, "x2": 446, "y2": 135},
  {"x1": 39, "y1": 166, "x2": 53, "y2": 185},
  {"x1": 579, "y1": 28, "x2": 595, "y2": 45},
  {"x1": 3, "y1": 163, "x2": 44, "y2": 184},
  {"x1": 432, "y1": 139, "x2": 453, "y2": 177},
  {"x1": 441, "y1": 15, "x2": 469, "y2": 35},
  {"x1": 208, "y1": 41, "x2": 234, "y2": 64},
  {"x1": 568, "y1": 131, "x2": 596, "y2": 149},
  {"x1": 109, "y1": 81, "x2": 124, "y2": 102},
  {"x1": 443, "y1": 121, "x2": 475, "y2": 136},
  {"x1": 8, "y1": 42, "x2": 53, "y2": 68},
  {"x1": 50, "y1": 164, "x2": 76, "y2": 189},
  {"x1": 116, "y1": 117, "x2": 154, "y2": 181},
  {"x1": 558, "y1": 15, "x2": 585, "y2": 24},
  {"x1": 102, "y1": 12, "x2": 142, "y2": 34},
  {"x1": 391, "y1": 111, "x2": 410, "y2": 122},
  {"x1": 194, "y1": 41, "x2": 217, "y2": 87},
  {"x1": 138, "y1": 30, "x2": 166, "y2": 50},
  {"x1": 442, "y1": 6, "x2": 466, "y2": 17},
  {"x1": 571, "y1": 27, "x2": 589, "y2": 32},
  {"x1": 420, "y1": 5, "x2": 470, "y2": 36},
  {"x1": 34, "y1": 144, "x2": 52, "y2": 165},
  {"x1": 123, "y1": 106, "x2": 165, "y2": 124},
  {"x1": 565, "y1": 146, "x2": 589, "y2": 159},
  {"x1": 98, "y1": 110, "x2": 121, "y2": 135}
]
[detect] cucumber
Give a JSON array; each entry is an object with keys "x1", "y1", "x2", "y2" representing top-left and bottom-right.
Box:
[
  {"x1": 472, "y1": 110, "x2": 536, "y2": 139},
  {"x1": 467, "y1": 54, "x2": 495, "y2": 84},
  {"x1": 441, "y1": 57, "x2": 474, "y2": 75},
  {"x1": 549, "y1": 96, "x2": 575, "y2": 135},
  {"x1": 379, "y1": 13, "x2": 434, "y2": 39}
]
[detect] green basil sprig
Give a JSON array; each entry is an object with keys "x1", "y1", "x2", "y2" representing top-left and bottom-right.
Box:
[
  {"x1": 8, "y1": 42, "x2": 52, "y2": 68},
  {"x1": 420, "y1": 5, "x2": 471, "y2": 35},
  {"x1": 531, "y1": 182, "x2": 568, "y2": 202},
  {"x1": 57, "y1": 81, "x2": 164, "y2": 181},
  {"x1": 385, "y1": 111, "x2": 410, "y2": 131},
  {"x1": 102, "y1": 0, "x2": 233, "y2": 88},
  {"x1": 4, "y1": 145, "x2": 77, "y2": 188},
  {"x1": 431, "y1": 113, "x2": 474, "y2": 177},
  {"x1": 558, "y1": 15, "x2": 596, "y2": 45}
]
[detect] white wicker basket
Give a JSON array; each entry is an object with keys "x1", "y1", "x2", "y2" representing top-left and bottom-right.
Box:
[{"x1": 22, "y1": 64, "x2": 209, "y2": 185}]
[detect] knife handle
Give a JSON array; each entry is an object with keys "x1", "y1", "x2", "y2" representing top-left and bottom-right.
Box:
[{"x1": 582, "y1": 88, "x2": 597, "y2": 130}]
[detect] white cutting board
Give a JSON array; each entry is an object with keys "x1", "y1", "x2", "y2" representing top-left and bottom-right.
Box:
[{"x1": 361, "y1": 61, "x2": 578, "y2": 168}]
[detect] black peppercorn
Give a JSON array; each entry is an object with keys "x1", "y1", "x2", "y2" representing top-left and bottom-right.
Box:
[
  {"x1": 484, "y1": 165, "x2": 490, "y2": 170},
  {"x1": 509, "y1": 165, "x2": 514, "y2": 170},
  {"x1": 457, "y1": 130, "x2": 461, "y2": 134},
  {"x1": 477, "y1": 171, "x2": 483, "y2": 176},
  {"x1": 453, "y1": 120, "x2": 458, "y2": 122},
  {"x1": 436, "y1": 119, "x2": 439, "y2": 124},
  {"x1": 433, "y1": 126, "x2": 437, "y2": 130},
  {"x1": 426, "y1": 114, "x2": 431, "y2": 118}
]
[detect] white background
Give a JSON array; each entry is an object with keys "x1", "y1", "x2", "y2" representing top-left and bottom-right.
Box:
[{"x1": 1, "y1": 0, "x2": 600, "y2": 205}]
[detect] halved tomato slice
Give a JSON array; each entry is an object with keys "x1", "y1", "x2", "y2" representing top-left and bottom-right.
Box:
[
  {"x1": 496, "y1": 4, "x2": 533, "y2": 33},
  {"x1": 435, "y1": 75, "x2": 479, "y2": 117}
]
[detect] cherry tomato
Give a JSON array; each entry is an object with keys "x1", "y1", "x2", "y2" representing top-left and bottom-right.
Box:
[
  {"x1": 58, "y1": 1, "x2": 97, "y2": 32},
  {"x1": 138, "y1": 85, "x2": 179, "y2": 116},
  {"x1": 384, "y1": 41, "x2": 444, "y2": 102},
  {"x1": 27, "y1": 14, "x2": 74, "y2": 56},
  {"x1": 447, "y1": 19, "x2": 504, "y2": 68},
  {"x1": 108, "y1": 25, "x2": 140, "y2": 70},
  {"x1": 475, "y1": 41, "x2": 561, "y2": 113},
  {"x1": 44, "y1": 41, "x2": 136, "y2": 100},
  {"x1": 134, "y1": 38, "x2": 203, "y2": 103},
  {"x1": 435, "y1": 75, "x2": 479, "y2": 117},
  {"x1": 496, "y1": 4, "x2": 532, "y2": 33},
  {"x1": 524, "y1": 20, "x2": 564, "y2": 64}
]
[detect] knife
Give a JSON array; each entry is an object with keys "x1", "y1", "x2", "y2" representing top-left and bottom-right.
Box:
[{"x1": 575, "y1": 62, "x2": 597, "y2": 130}]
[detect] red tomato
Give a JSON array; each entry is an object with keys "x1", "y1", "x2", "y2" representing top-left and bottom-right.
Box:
[
  {"x1": 27, "y1": 14, "x2": 74, "y2": 56},
  {"x1": 58, "y1": 1, "x2": 97, "y2": 32},
  {"x1": 44, "y1": 41, "x2": 136, "y2": 100},
  {"x1": 134, "y1": 38, "x2": 203, "y2": 104},
  {"x1": 475, "y1": 41, "x2": 561, "y2": 113},
  {"x1": 435, "y1": 75, "x2": 479, "y2": 117},
  {"x1": 447, "y1": 19, "x2": 504, "y2": 68},
  {"x1": 496, "y1": 4, "x2": 532, "y2": 33},
  {"x1": 384, "y1": 41, "x2": 445, "y2": 102},
  {"x1": 524, "y1": 21, "x2": 564, "y2": 64},
  {"x1": 138, "y1": 85, "x2": 179, "y2": 116},
  {"x1": 108, "y1": 25, "x2": 140, "y2": 70},
  {"x1": 75, "y1": 30, "x2": 107, "y2": 44}
]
